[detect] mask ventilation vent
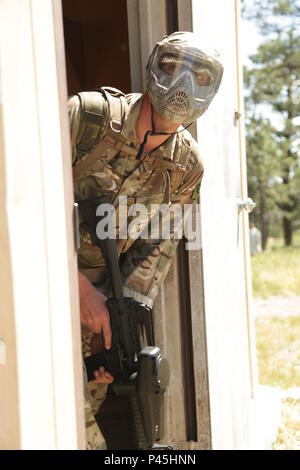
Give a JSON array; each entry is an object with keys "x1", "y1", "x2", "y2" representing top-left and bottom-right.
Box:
[{"x1": 163, "y1": 89, "x2": 190, "y2": 116}]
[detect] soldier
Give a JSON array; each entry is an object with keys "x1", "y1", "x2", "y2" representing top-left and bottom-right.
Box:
[
  {"x1": 249, "y1": 222, "x2": 262, "y2": 255},
  {"x1": 68, "y1": 31, "x2": 223, "y2": 449}
]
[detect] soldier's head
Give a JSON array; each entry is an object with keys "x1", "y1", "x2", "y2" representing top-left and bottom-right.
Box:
[{"x1": 146, "y1": 31, "x2": 223, "y2": 126}]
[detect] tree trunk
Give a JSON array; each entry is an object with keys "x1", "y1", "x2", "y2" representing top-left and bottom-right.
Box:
[
  {"x1": 282, "y1": 105, "x2": 294, "y2": 248},
  {"x1": 261, "y1": 218, "x2": 268, "y2": 251},
  {"x1": 282, "y1": 216, "x2": 292, "y2": 246},
  {"x1": 259, "y1": 184, "x2": 268, "y2": 250}
]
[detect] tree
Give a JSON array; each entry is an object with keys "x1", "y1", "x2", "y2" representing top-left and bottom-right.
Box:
[
  {"x1": 243, "y1": 0, "x2": 300, "y2": 246},
  {"x1": 246, "y1": 115, "x2": 281, "y2": 248}
]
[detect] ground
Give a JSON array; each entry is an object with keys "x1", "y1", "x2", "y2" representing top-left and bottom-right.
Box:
[
  {"x1": 252, "y1": 233, "x2": 300, "y2": 450},
  {"x1": 254, "y1": 295, "x2": 300, "y2": 318},
  {"x1": 253, "y1": 297, "x2": 300, "y2": 450}
]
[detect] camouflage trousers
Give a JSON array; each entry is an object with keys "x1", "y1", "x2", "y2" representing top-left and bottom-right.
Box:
[{"x1": 82, "y1": 326, "x2": 108, "y2": 450}]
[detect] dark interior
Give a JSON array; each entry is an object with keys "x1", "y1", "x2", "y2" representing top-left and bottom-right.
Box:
[
  {"x1": 62, "y1": 0, "x2": 133, "y2": 449},
  {"x1": 62, "y1": 0, "x2": 131, "y2": 96},
  {"x1": 62, "y1": 0, "x2": 192, "y2": 450}
]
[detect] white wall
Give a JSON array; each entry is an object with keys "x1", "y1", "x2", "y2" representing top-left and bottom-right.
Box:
[{"x1": 0, "y1": 0, "x2": 85, "y2": 449}]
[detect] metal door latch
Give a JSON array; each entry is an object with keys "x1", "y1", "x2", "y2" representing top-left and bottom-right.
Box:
[
  {"x1": 237, "y1": 197, "x2": 256, "y2": 213},
  {"x1": 234, "y1": 110, "x2": 242, "y2": 121}
]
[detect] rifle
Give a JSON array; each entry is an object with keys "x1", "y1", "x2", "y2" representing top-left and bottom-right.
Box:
[{"x1": 77, "y1": 198, "x2": 171, "y2": 450}]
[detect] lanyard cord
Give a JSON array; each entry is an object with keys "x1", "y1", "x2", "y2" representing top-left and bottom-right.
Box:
[{"x1": 135, "y1": 104, "x2": 193, "y2": 160}]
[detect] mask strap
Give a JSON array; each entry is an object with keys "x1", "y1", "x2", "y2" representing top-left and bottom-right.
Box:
[
  {"x1": 151, "y1": 103, "x2": 157, "y2": 134},
  {"x1": 136, "y1": 129, "x2": 152, "y2": 160},
  {"x1": 136, "y1": 103, "x2": 193, "y2": 160},
  {"x1": 135, "y1": 103, "x2": 157, "y2": 161}
]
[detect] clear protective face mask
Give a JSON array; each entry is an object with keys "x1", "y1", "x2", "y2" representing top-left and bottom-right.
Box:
[
  {"x1": 146, "y1": 37, "x2": 223, "y2": 125},
  {"x1": 158, "y1": 52, "x2": 215, "y2": 96}
]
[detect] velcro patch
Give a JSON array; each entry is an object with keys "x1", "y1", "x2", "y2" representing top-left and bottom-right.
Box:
[{"x1": 192, "y1": 185, "x2": 200, "y2": 201}]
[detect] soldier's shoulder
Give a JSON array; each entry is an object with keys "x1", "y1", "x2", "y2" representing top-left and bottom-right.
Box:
[
  {"x1": 125, "y1": 92, "x2": 143, "y2": 104},
  {"x1": 67, "y1": 94, "x2": 80, "y2": 109},
  {"x1": 75, "y1": 90, "x2": 109, "y2": 115}
]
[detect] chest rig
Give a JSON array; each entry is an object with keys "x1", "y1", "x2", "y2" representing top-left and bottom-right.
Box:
[{"x1": 72, "y1": 87, "x2": 192, "y2": 201}]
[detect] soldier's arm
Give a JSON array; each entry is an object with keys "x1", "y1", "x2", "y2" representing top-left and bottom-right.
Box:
[
  {"x1": 68, "y1": 95, "x2": 113, "y2": 374},
  {"x1": 119, "y1": 144, "x2": 204, "y2": 307},
  {"x1": 68, "y1": 92, "x2": 109, "y2": 165},
  {"x1": 68, "y1": 95, "x2": 82, "y2": 165}
]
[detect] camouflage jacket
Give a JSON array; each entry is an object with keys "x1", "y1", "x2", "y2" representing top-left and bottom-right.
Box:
[{"x1": 68, "y1": 90, "x2": 204, "y2": 306}]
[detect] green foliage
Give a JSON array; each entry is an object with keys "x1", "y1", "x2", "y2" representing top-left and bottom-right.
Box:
[
  {"x1": 251, "y1": 231, "x2": 300, "y2": 297},
  {"x1": 255, "y1": 315, "x2": 300, "y2": 388},
  {"x1": 243, "y1": 0, "x2": 300, "y2": 244},
  {"x1": 243, "y1": 0, "x2": 300, "y2": 34},
  {"x1": 246, "y1": 115, "x2": 282, "y2": 231}
]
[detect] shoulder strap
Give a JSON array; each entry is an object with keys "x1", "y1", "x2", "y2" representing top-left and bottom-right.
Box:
[
  {"x1": 73, "y1": 87, "x2": 128, "y2": 180},
  {"x1": 75, "y1": 91, "x2": 108, "y2": 161},
  {"x1": 100, "y1": 87, "x2": 127, "y2": 132},
  {"x1": 73, "y1": 88, "x2": 192, "y2": 190},
  {"x1": 169, "y1": 131, "x2": 192, "y2": 194}
]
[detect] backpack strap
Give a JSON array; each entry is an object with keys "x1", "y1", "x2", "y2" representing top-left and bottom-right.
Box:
[
  {"x1": 73, "y1": 87, "x2": 192, "y2": 193},
  {"x1": 100, "y1": 87, "x2": 127, "y2": 132},
  {"x1": 75, "y1": 91, "x2": 108, "y2": 161},
  {"x1": 73, "y1": 87, "x2": 128, "y2": 180},
  {"x1": 169, "y1": 131, "x2": 192, "y2": 194}
]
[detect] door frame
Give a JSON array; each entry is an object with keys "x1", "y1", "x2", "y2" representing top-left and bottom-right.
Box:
[{"x1": 0, "y1": 0, "x2": 85, "y2": 449}]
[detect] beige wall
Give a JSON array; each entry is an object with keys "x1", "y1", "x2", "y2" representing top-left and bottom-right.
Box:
[
  {"x1": 0, "y1": 81, "x2": 20, "y2": 451},
  {"x1": 127, "y1": 0, "x2": 266, "y2": 450},
  {"x1": 0, "y1": 0, "x2": 84, "y2": 449}
]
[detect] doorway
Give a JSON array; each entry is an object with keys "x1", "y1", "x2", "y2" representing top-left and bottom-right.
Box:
[
  {"x1": 62, "y1": 0, "x2": 131, "y2": 96},
  {"x1": 62, "y1": 0, "x2": 134, "y2": 449}
]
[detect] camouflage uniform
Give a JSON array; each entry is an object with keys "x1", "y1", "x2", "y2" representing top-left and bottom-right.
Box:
[{"x1": 68, "y1": 89, "x2": 204, "y2": 449}]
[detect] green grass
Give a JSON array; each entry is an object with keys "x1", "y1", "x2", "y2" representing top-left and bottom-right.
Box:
[
  {"x1": 251, "y1": 230, "x2": 300, "y2": 449},
  {"x1": 255, "y1": 316, "x2": 300, "y2": 389},
  {"x1": 251, "y1": 231, "x2": 300, "y2": 298}
]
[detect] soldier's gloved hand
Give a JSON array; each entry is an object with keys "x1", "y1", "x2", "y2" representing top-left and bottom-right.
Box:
[
  {"x1": 78, "y1": 271, "x2": 112, "y2": 349},
  {"x1": 93, "y1": 366, "x2": 114, "y2": 384}
]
